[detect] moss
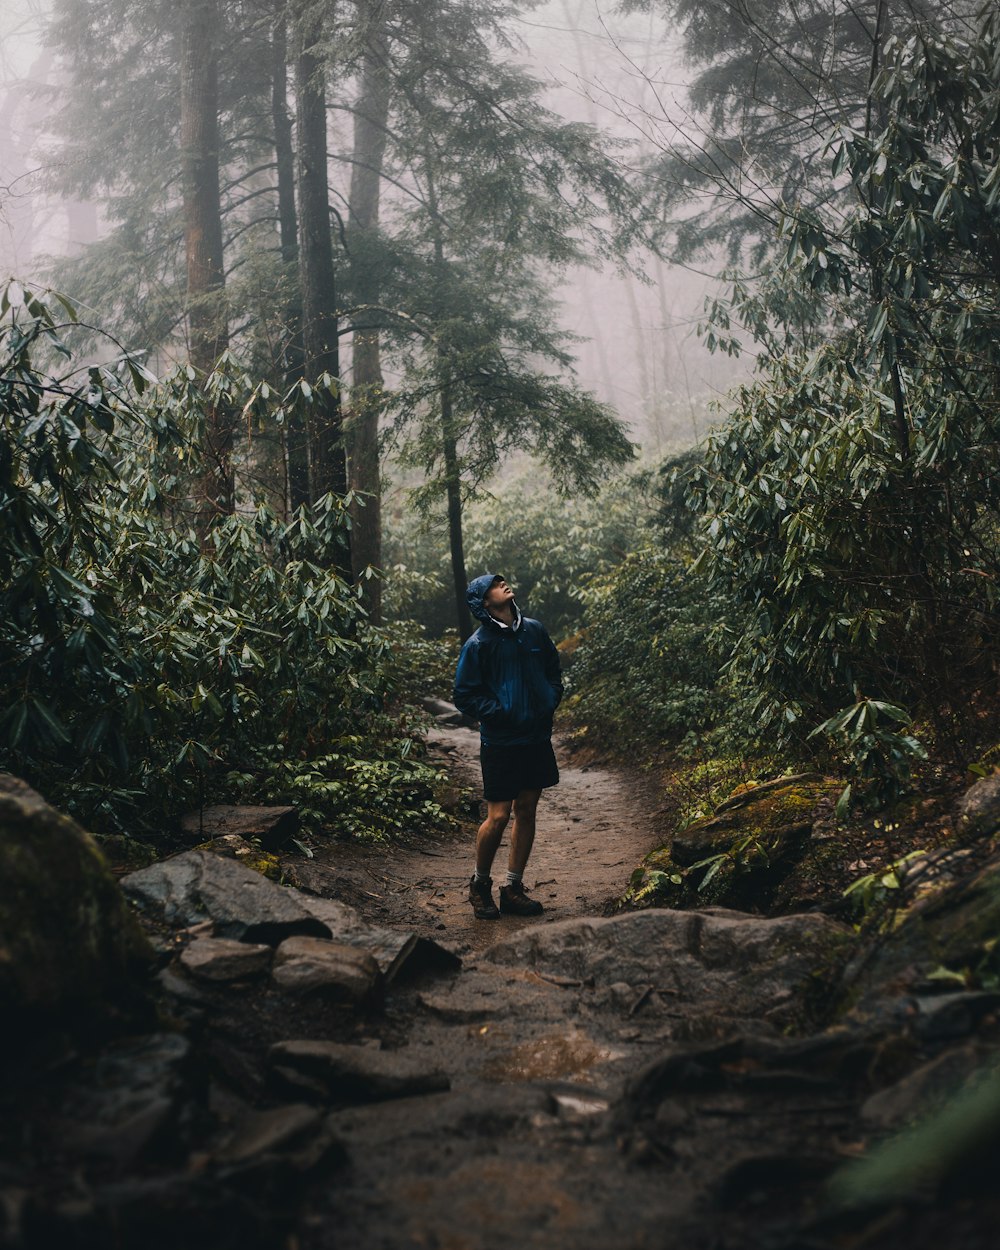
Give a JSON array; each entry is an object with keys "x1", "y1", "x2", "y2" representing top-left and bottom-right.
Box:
[
  {"x1": 193, "y1": 837, "x2": 283, "y2": 882},
  {"x1": 622, "y1": 776, "x2": 843, "y2": 913},
  {"x1": 0, "y1": 778, "x2": 153, "y2": 1039}
]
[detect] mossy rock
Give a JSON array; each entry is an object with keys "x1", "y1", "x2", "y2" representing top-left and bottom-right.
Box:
[
  {"x1": 0, "y1": 774, "x2": 153, "y2": 1046},
  {"x1": 857, "y1": 848, "x2": 1000, "y2": 992},
  {"x1": 193, "y1": 833, "x2": 283, "y2": 881},
  {"x1": 624, "y1": 774, "x2": 841, "y2": 913},
  {"x1": 671, "y1": 774, "x2": 834, "y2": 867}
]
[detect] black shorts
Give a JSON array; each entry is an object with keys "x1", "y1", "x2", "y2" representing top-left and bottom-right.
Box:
[{"x1": 480, "y1": 741, "x2": 559, "y2": 802}]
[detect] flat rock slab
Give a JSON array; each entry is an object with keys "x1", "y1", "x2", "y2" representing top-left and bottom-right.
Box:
[
  {"x1": 269, "y1": 1040, "x2": 450, "y2": 1104},
  {"x1": 298, "y1": 895, "x2": 462, "y2": 983},
  {"x1": 123, "y1": 851, "x2": 331, "y2": 944},
  {"x1": 180, "y1": 804, "x2": 299, "y2": 851},
  {"x1": 484, "y1": 907, "x2": 854, "y2": 1027},
  {"x1": 212, "y1": 1102, "x2": 328, "y2": 1168},
  {"x1": 273, "y1": 936, "x2": 383, "y2": 1005},
  {"x1": 178, "y1": 937, "x2": 272, "y2": 982}
]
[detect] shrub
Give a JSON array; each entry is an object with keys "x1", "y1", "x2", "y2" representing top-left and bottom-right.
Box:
[
  {"x1": 0, "y1": 282, "x2": 449, "y2": 841},
  {"x1": 565, "y1": 542, "x2": 739, "y2": 753}
]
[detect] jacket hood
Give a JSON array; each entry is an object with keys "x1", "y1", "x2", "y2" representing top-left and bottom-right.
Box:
[
  {"x1": 466, "y1": 572, "x2": 521, "y2": 628},
  {"x1": 466, "y1": 572, "x2": 500, "y2": 624}
]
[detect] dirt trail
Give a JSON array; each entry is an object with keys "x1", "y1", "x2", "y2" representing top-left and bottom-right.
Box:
[
  {"x1": 289, "y1": 725, "x2": 696, "y2": 1250},
  {"x1": 301, "y1": 723, "x2": 666, "y2": 954},
  {"x1": 287, "y1": 727, "x2": 875, "y2": 1250}
]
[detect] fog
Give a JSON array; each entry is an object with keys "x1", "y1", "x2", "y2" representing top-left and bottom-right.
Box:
[{"x1": 0, "y1": 0, "x2": 747, "y2": 451}]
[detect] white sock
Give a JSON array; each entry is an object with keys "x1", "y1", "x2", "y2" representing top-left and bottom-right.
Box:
[
  {"x1": 505, "y1": 870, "x2": 522, "y2": 887},
  {"x1": 473, "y1": 868, "x2": 490, "y2": 883}
]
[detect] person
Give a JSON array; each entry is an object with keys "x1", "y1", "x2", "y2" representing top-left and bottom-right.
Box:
[{"x1": 453, "y1": 573, "x2": 563, "y2": 919}]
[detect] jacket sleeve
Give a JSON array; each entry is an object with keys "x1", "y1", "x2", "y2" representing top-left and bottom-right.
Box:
[
  {"x1": 542, "y1": 629, "x2": 563, "y2": 709},
  {"x1": 453, "y1": 638, "x2": 502, "y2": 723}
]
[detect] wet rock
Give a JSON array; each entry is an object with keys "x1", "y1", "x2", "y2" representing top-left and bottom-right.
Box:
[
  {"x1": 55, "y1": 1033, "x2": 195, "y2": 1168},
  {"x1": 272, "y1": 936, "x2": 383, "y2": 1005},
  {"x1": 180, "y1": 804, "x2": 299, "y2": 851},
  {"x1": 268, "y1": 1039, "x2": 450, "y2": 1104},
  {"x1": 485, "y1": 908, "x2": 854, "y2": 1029},
  {"x1": 914, "y1": 991, "x2": 1000, "y2": 1041},
  {"x1": 861, "y1": 1044, "x2": 989, "y2": 1132},
  {"x1": 956, "y1": 772, "x2": 1000, "y2": 838},
  {"x1": 179, "y1": 937, "x2": 272, "y2": 982},
  {"x1": 213, "y1": 1103, "x2": 321, "y2": 1164},
  {"x1": 211, "y1": 1102, "x2": 342, "y2": 1180},
  {"x1": 122, "y1": 850, "x2": 332, "y2": 944},
  {"x1": 0, "y1": 773, "x2": 153, "y2": 1047},
  {"x1": 298, "y1": 894, "x2": 462, "y2": 982},
  {"x1": 854, "y1": 848, "x2": 1000, "y2": 991}
]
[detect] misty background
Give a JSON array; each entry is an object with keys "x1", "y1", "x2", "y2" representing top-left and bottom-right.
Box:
[{"x1": 0, "y1": 0, "x2": 746, "y2": 456}]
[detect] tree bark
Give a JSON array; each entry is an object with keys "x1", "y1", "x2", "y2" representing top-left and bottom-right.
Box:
[
  {"x1": 425, "y1": 166, "x2": 471, "y2": 638},
  {"x1": 271, "y1": 7, "x2": 308, "y2": 514},
  {"x1": 347, "y1": 2, "x2": 391, "y2": 620},
  {"x1": 293, "y1": 0, "x2": 347, "y2": 525},
  {"x1": 441, "y1": 376, "x2": 472, "y2": 640},
  {"x1": 180, "y1": 0, "x2": 232, "y2": 525}
]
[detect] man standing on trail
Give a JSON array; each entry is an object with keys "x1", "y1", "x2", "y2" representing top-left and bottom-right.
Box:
[{"x1": 453, "y1": 573, "x2": 563, "y2": 920}]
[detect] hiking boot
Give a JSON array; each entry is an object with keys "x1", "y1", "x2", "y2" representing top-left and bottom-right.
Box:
[
  {"x1": 469, "y1": 874, "x2": 500, "y2": 920},
  {"x1": 499, "y1": 880, "x2": 544, "y2": 917}
]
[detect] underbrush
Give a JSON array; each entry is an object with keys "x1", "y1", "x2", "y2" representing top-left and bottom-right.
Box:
[{"x1": 0, "y1": 283, "x2": 453, "y2": 846}]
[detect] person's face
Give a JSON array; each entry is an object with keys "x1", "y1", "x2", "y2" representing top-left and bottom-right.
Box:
[{"x1": 484, "y1": 577, "x2": 514, "y2": 609}]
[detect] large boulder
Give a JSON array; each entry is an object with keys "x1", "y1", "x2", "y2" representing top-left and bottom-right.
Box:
[{"x1": 0, "y1": 774, "x2": 152, "y2": 1046}]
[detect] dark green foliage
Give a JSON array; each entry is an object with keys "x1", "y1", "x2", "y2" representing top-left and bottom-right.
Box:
[
  {"x1": 0, "y1": 283, "x2": 447, "y2": 840},
  {"x1": 625, "y1": 0, "x2": 972, "y2": 264},
  {"x1": 691, "y1": 6, "x2": 1000, "y2": 789},
  {"x1": 566, "y1": 543, "x2": 735, "y2": 753}
]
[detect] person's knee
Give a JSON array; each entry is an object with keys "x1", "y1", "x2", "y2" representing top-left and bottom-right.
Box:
[
  {"x1": 481, "y1": 805, "x2": 512, "y2": 836},
  {"x1": 513, "y1": 793, "x2": 540, "y2": 821}
]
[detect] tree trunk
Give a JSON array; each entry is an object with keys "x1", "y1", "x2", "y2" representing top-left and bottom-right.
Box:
[
  {"x1": 425, "y1": 166, "x2": 470, "y2": 638},
  {"x1": 347, "y1": 2, "x2": 391, "y2": 620},
  {"x1": 441, "y1": 377, "x2": 472, "y2": 640},
  {"x1": 293, "y1": 0, "x2": 347, "y2": 524},
  {"x1": 180, "y1": 0, "x2": 232, "y2": 526},
  {"x1": 271, "y1": 7, "x2": 308, "y2": 514}
]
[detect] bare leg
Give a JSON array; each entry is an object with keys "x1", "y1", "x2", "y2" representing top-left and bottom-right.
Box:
[
  {"x1": 508, "y1": 788, "x2": 542, "y2": 875},
  {"x1": 476, "y1": 800, "x2": 512, "y2": 877}
]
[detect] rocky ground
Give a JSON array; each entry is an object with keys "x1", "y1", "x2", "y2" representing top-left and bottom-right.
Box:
[{"x1": 4, "y1": 723, "x2": 1000, "y2": 1250}]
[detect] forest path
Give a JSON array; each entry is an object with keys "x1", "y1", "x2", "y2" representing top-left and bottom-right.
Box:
[
  {"x1": 291, "y1": 724, "x2": 699, "y2": 1250},
  {"x1": 287, "y1": 724, "x2": 877, "y2": 1250},
  {"x1": 301, "y1": 723, "x2": 667, "y2": 956}
]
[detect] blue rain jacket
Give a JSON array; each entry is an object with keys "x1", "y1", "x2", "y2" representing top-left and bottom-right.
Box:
[{"x1": 453, "y1": 572, "x2": 563, "y2": 746}]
